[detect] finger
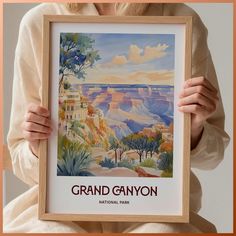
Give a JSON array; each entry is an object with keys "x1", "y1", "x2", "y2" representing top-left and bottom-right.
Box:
[
  {"x1": 184, "y1": 77, "x2": 218, "y2": 93},
  {"x1": 179, "y1": 85, "x2": 219, "y2": 100},
  {"x1": 23, "y1": 122, "x2": 52, "y2": 134},
  {"x1": 23, "y1": 130, "x2": 51, "y2": 141},
  {"x1": 27, "y1": 103, "x2": 50, "y2": 117},
  {"x1": 25, "y1": 112, "x2": 51, "y2": 128},
  {"x1": 178, "y1": 104, "x2": 209, "y2": 116},
  {"x1": 178, "y1": 93, "x2": 216, "y2": 112}
]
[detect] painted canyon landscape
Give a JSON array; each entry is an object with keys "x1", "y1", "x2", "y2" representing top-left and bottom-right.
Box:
[{"x1": 57, "y1": 32, "x2": 175, "y2": 178}]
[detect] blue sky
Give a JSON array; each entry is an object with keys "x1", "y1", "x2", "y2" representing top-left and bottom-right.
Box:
[
  {"x1": 87, "y1": 33, "x2": 175, "y2": 71},
  {"x1": 66, "y1": 33, "x2": 175, "y2": 85}
]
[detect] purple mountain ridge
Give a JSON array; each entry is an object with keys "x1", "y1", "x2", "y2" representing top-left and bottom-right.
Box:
[{"x1": 77, "y1": 84, "x2": 174, "y2": 139}]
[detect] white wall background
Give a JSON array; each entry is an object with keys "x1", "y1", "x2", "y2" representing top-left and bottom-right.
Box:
[{"x1": 3, "y1": 3, "x2": 233, "y2": 233}]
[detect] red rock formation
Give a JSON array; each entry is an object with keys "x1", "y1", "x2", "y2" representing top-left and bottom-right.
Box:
[{"x1": 135, "y1": 167, "x2": 160, "y2": 177}]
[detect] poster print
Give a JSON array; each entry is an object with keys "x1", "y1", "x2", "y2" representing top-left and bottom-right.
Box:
[
  {"x1": 58, "y1": 33, "x2": 174, "y2": 178},
  {"x1": 39, "y1": 16, "x2": 191, "y2": 222}
]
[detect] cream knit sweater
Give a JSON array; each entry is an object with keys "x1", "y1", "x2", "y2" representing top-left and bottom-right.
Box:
[{"x1": 4, "y1": 3, "x2": 230, "y2": 233}]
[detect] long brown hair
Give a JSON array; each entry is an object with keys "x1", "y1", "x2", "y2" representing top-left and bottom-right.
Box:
[{"x1": 65, "y1": 3, "x2": 150, "y2": 15}]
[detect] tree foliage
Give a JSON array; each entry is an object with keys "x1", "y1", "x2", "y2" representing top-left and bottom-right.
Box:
[
  {"x1": 59, "y1": 33, "x2": 101, "y2": 91},
  {"x1": 122, "y1": 133, "x2": 148, "y2": 162},
  {"x1": 122, "y1": 132, "x2": 161, "y2": 162},
  {"x1": 145, "y1": 132, "x2": 162, "y2": 157},
  {"x1": 159, "y1": 141, "x2": 173, "y2": 153},
  {"x1": 109, "y1": 137, "x2": 120, "y2": 164}
]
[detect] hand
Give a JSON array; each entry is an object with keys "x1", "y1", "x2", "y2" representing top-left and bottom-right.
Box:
[
  {"x1": 21, "y1": 103, "x2": 52, "y2": 157},
  {"x1": 178, "y1": 76, "x2": 219, "y2": 149}
]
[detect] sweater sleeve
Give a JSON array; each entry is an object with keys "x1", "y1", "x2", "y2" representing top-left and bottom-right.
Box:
[
  {"x1": 190, "y1": 53, "x2": 230, "y2": 170},
  {"x1": 162, "y1": 3, "x2": 230, "y2": 169},
  {"x1": 7, "y1": 10, "x2": 42, "y2": 186},
  {"x1": 6, "y1": 3, "x2": 84, "y2": 186}
]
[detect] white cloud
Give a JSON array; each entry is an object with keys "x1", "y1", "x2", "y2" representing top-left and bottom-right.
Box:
[
  {"x1": 128, "y1": 44, "x2": 169, "y2": 64},
  {"x1": 111, "y1": 55, "x2": 128, "y2": 65},
  {"x1": 102, "y1": 43, "x2": 169, "y2": 68}
]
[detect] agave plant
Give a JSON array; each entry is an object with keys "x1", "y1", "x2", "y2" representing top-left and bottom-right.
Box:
[
  {"x1": 99, "y1": 157, "x2": 116, "y2": 169},
  {"x1": 57, "y1": 143, "x2": 94, "y2": 176}
]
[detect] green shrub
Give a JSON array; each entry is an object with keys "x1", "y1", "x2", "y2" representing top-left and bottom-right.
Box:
[
  {"x1": 99, "y1": 157, "x2": 116, "y2": 169},
  {"x1": 161, "y1": 170, "x2": 173, "y2": 177},
  {"x1": 140, "y1": 158, "x2": 157, "y2": 169},
  {"x1": 158, "y1": 152, "x2": 173, "y2": 172},
  {"x1": 118, "y1": 158, "x2": 134, "y2": 170}
]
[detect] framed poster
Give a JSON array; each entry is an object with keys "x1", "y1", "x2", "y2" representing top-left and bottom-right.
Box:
[{"x1": 39, "y1": 15, "x2": 192, "y2": 222}]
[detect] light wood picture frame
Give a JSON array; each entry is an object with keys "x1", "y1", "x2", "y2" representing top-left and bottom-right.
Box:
[{"x1": 39, "y1": 15, "x2": 192, "y2": 223}]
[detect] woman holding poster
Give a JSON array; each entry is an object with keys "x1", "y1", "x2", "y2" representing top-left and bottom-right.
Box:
[{"x1": 4, "y1": 2, "x2": 230, "y2": 233}]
